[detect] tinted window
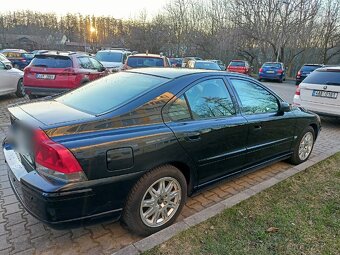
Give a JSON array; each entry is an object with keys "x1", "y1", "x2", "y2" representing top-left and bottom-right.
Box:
[
  {"x1": 263, "y1": 63, "x2": 281, "y2": 68},
  {"x1": 56, "y1": 72, "x2": 169, "y2": 115},
  {"x1": 194, "y1": 62, "x2": 221, "y2": 70},
  {"x1": 168, "y1": 95, "x2": 191, "y2": 121},
  {"x1": 78, "y1": 57, "x2": 94, "y2": 69},
  {"x1": 230, "y1": 61, "x2": 245, "y2": 67},
  {"x1": 127, "y1": 57, "x2": 164, "y2": 68},
  {"x1": 185, "y1": 79, "x2": 235, "y2": 119},
  {"x1": 95, "y1": 52, "x2": 123, "y2": 62},
  {"x1": 303, "y1": 70, "x2": 340, "y2": 85},
  {"x1": 231, "y1": 79, "x2": 278, "y2": 114},
  {"x1": 31, "y1": 56, "x2": 73, "y2": 68},
  {"x1": 301, "y1": 65, "x2": 322, "y2": 72}
]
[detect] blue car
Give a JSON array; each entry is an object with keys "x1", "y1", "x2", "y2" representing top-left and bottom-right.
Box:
[
  {"x1": 258, "y1": 62, "x2": 286, "y2": 83},
  {"x1": 0, "y1": 49, "x2": 34, "y2": 70}
]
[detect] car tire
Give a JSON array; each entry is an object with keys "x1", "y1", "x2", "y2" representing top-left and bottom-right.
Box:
[
  {"x1": 122, "y1": 165, "x2": 187, "y2": 236},
  {"x1": 289, "y1": 126, "x2": 315, "y2": 165},
  {"x1": 15, "y1": 78, "x2": 26, "y2": 98}
]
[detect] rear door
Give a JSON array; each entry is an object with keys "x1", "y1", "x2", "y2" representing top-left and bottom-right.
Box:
[
  {"x1": 164, "y1": 77, "x2": 248, "y2": 185},
  {"x1": 0, "y1": 62, "x2": 15, "y2": 93}
]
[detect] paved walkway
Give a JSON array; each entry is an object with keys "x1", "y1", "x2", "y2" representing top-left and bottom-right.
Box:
[{"x1": 0, "y1": 94, "x2": 340, "y2": 255}]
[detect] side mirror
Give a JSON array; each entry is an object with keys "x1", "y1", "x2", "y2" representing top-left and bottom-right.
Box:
[
  {"x1": 5, "y1": 64, "x2": 12, "y2": 70},
  {"x1": 279, "y1": 101, "x2": 291, "y2": 113}
]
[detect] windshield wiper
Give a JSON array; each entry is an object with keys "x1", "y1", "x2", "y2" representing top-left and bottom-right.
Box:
[{"x1": 326, "y1": 81, "x2": 340, "y2": 86}]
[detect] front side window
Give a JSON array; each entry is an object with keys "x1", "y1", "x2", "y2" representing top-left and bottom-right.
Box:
[
  {"x1": 231, "y1": 79, "x2": 278, "y2": 115},
  {"x1": 168, "y1": 95, "x2": 191, "y2": 121},
  {"x1": 185, "y1": 79, "x2": 236, "y2": 119}
]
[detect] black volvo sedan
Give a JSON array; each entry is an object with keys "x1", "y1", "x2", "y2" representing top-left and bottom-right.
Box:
[{"x1": 3, "y1": 68, "x2": 320, "y2": 235}]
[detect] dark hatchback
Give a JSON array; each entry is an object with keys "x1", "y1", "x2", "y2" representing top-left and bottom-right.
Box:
[
  {"x1": 3, "y1": 68, "x2": 320, "y2": 236},
  {"x1": 296, "y1": 64, "x2": 323, "y2": 85}
]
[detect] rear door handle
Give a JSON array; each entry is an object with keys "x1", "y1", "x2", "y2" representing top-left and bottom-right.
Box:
[{"x1": 184, "y1": 132, "x2": 201, "y2": 141}]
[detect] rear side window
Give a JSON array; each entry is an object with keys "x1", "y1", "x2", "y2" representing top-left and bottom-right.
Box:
[
  {"x1": 127, "y1": 57, "x2": 164, "y2": 68},
  {"x1": 168, "y1": 95, "x2": 191, "y2": 121},
  {"x1": 229, "y1": 61, "x2": 245, "y2": 67},
  {"x1": 31, "y1": 56, "x2": 72, "y2": 68},
  {"x1": 185, "y1": 79, "x2": 236, "y2": 119},
  {"x1": 78, "y1": 57, "x2": 94, "y2": 69},
  {"x1": 56, "y1": 72, "x2": 169, "y2": 115},
  {"x1": 303, "y1": 70, "x2": 340, "y2": 85}
]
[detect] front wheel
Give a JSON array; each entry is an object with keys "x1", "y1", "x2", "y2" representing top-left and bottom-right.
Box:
[
  {"x1": 289, "y1": 126, "x2": 315, "y2": 165},
  {"x1": 122, "y1": 165, "x2": 187, "y2": 236},
  {"x1": 15, "y1": 78, "x2": 26, "y2": 97}
]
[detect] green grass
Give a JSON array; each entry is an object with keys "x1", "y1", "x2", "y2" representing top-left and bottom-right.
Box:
[{"x1": 144, "y1": 153, "x2": 340, "y2": 255}]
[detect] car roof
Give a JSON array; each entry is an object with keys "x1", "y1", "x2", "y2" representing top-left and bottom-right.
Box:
[
  {"x1": 0, "y1": 49, "x2": 27, "y2": 53},
  {"x1": 303, "y1": 64, "x2": 323, "y2": 66},
  {"x1": 35, "y1": 51, "x2": 89, "y2": 58},
  {"x1": 126, "y1": 67, "x2": 224, "y2": 79},
  {"x1": 129, "y1": 53, "x2": 165, "y2": 58},
  {"x1": 263, "y1": 62, "x2": 282, "y2": 64},
  {"x1": 315, "y1": 66, "x2": 340, "y2": 72},
  {"x1": 97, "y1": 49, "x2": 130, "y2": 53}
]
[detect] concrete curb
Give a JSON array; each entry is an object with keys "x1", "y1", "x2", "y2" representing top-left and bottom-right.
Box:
[{"x1": 112, "y1": 148, "x2": 340, "y2": 255}]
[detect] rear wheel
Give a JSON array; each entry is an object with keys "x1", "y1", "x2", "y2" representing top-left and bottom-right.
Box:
[
  {"x1": 15, "y1": 78, "x2": 26, "y2": 98},
  {"x1": 289, "y1": 126, "x2": 315, "y2": 165},
  {"x1": 122, "y1": 165, "x2": 187, "y2": 236}
]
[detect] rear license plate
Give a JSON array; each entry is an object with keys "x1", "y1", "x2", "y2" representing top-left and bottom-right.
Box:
[
  {"x1": 267, "y1": 70, "x2": 274, "y2": 73},
  {"x1": 36, "y1": 74, "x2": 55, "y2": 80},
  {"x1": 312, "y1": 90, "x2": 338, "y2": 99}
]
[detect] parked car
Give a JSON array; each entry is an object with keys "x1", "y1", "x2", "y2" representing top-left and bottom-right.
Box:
[
  {"x1": 0, "y1": 61, "x2": 25, "y2": 97},
  {"x1": 293, "y1": 66, "x2": 340, "y2": 117},
  {"x1": 123, "y1": 53, "x2": 171, "y2": 69},
  {"x1": 169, "y1": 58, "x2": 183, "y2": 67},
  {"x1": 258, "y1": 62, "x2": 286, "y2": 82},
  {"x1": 296, "y1": 64, "x2": 323, "y2": 85},
  {"x1": 23, "y1": 51, "x2": 108, "y2": 98},
  {"x1": 3, "y1": 68, "x2": 320, "y2": 236},
  {"x1": 187, "y1": 60, "x2": 222, "y2": 70},
  {"x1": 95, "y1": 49, "x2": 131, "y2": 72},
  {"x1": 0, "y1": 53, "x2": 12, "y2": 67},
  {"x1": 207, "y1": 59, "x2": 226, "y2": 70},
  {"x1": 182, "y1": 57, "x2": 202, "y2": 67},
  {"x1": 227, "y1": 60, "x2": 251, "y2": 75},
  {"x1": 0, "y1": 49, "x2": 34, "y2": 70}
]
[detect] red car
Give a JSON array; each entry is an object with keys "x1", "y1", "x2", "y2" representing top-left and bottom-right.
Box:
[
  {"x1": 24, "y1": 52, "x2": 108, "y2": 98},
  {"x1": 227, "y1": 60, "x2": 251, "y2": 75}
]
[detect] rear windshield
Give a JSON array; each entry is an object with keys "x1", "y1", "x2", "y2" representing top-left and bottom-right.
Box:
[
  {"x1": 95, "y1": 52, "x2": 123, "y2": 63},
  {"x1": 194, "y1": 62, "x2": 221, "y2": 70},
  {"x1": 303, "y1": 70, "x2": 340, "y2": 85},
  {"x1": 301, "y1": 65, "x2": 322, "y2": 72},
  {"x1": 263, "y1": 63, "x2": 281, "y2": 68},
  {"x1": 127, "y1": 57, "x2": 164, "y2": 68},
  {"x1": 31, "y1": 56, "x2": 73, "y2": 68},
  {"x1": 23, "y1": 53, "x2": 34, "y2": 59},
  {"x1": 230, "y1": 61, "x2": 245, "y2": 67},
  {"x1": 56, "y1": 72, "x2": 169, "y2": 115}
]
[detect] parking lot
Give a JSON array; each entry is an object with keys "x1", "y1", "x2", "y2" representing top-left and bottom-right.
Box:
[{"x1": 0, "y1": 80, "x2": 340, "y2": 255}]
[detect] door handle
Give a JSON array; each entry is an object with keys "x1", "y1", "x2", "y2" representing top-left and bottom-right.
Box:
[
  {"x1": 184, "y1": 132, "x2": 201, "y2": 141},
  {"x1": 254, "y1": 125, "x2": 262, "y2": 131}
]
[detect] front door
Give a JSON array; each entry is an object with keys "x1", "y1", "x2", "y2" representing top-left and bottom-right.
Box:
[
  {"x1": 164, "y1": 78, "x2": 248, "y2": 185},
  {"x1": 229, "y1": 78, "x2": 296, "y2": 165}
]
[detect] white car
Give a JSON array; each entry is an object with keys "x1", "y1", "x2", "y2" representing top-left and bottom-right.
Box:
[
  {"x1": 95, "y1": 49, "x2": 131, "y2": 72},
  {"x1": 293, "y1": 66, "x2": 340, "y2": 117},
  {"x1": 0, "y1": 61, "x2": 25, "y2": 98},
  {"x1": 0, "y1": 53, "x2": 12, "y2": 67}
]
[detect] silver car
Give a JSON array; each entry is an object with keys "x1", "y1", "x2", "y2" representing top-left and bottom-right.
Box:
[
  {"x1": 0, "y1": 53, "x2": 12, "y2": 67},
  {"x1": 0, "y1": 61, "x2": 25, "y2": 97}
]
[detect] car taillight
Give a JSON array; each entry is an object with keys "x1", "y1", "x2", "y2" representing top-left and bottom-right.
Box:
[
  {"x1": 62, "y1": 68, "x2": 77, "y2": 76},
  {"x1": 295, "y1": 85, "x2": 301, "y2": 96},
  {"x1": 20, "y1": 58, "x2": 26, "y2": 63},
  {"x1": 297, "y1": 71, "x2": 301, "y2": 77},
  {"x1": 34, "y1": 129, "x2": 86, "y2": 182},
  {"x1": 259, "y1": 68, "x2": 263, "y2": 72},
  {"x1": 277, "y1": 69, "x2": 283, "y2": 74}
]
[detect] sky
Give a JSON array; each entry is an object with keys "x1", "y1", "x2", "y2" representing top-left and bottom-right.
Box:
[{"x1": 1, "y1": 0, "x2": 168, "y2": 19}]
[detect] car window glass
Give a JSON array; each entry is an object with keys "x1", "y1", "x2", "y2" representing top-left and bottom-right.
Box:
[
  {"x1": 303, "y1": 70, "x2": 340, "y2": 85},
  {"x1": 95, "y1": 52, "x2": 123, "y2": 63},
  {"x1": 230, "y1": 61, "x2": 245, "y2": 67},
  {"x1": 0, "y1": 62, "x2": 5, "y2": 70},
  {"x1": 89, "y1": 58, "x2": 103, "y2": 70},
  {"x1": 185, "y1": 79, "x2": 236, "y2": 119},
  {"x1": 127, "y1": 57, "x2": 164, "y2": 68},
  {"x1": 78, "y1": 57, "x2": 94, "y2": 69},
  {"x1": 231, "y1": 79, "x2": 278, "y2": 114},
  {"x1": 31, "y1": 56, "x2": 72, "y2": 68},
  {"x1": 168, "y1": 95, "x2": 191, "y2": 121}
]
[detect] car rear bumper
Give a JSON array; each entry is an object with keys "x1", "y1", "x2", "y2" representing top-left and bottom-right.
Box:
[
  {"x1": 259, "y1": 73, "x2": 283, "y2": 80},
  {"x1": 293, "y1": 96, "x2": 340, "y2": 117},
  {"x1": 24, "y1": 86, "x2": 70, "y2": 97},
  {"x1": 2, "y1": 141, "x2": 140, "y2": 228}
]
